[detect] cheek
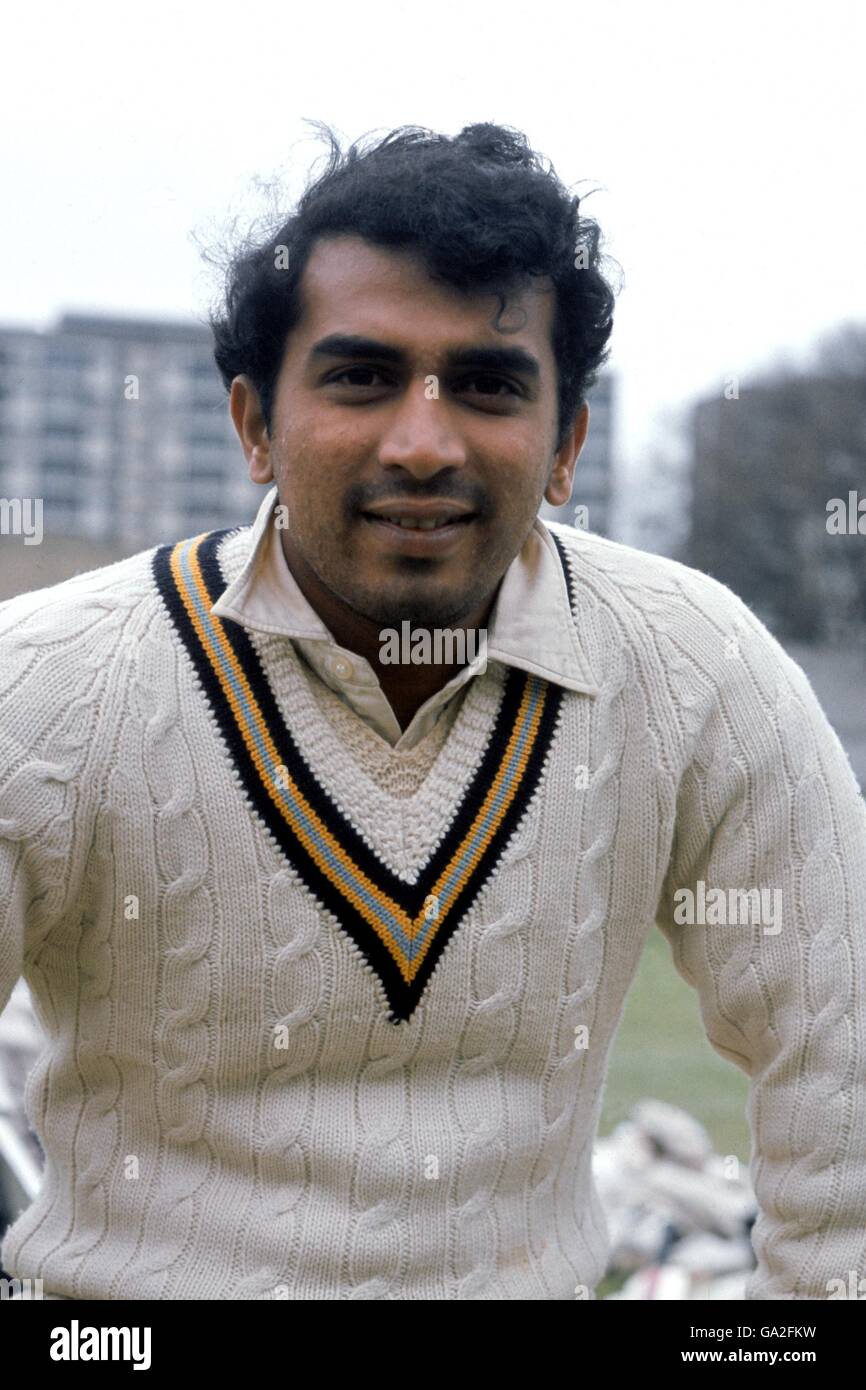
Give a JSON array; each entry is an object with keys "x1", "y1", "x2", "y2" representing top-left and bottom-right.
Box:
[{"x1": 495, "y1": 474, "x2": 540, "y2": 521}]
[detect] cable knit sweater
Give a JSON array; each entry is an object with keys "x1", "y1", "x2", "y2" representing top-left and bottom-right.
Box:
[{"x1": 1, "y1": 514, "x2": 865, "y2": 1301}]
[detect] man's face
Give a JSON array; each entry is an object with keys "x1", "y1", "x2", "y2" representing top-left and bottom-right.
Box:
[{"x1": 233, "y1": 234, "x2": 587, "y2": 632}]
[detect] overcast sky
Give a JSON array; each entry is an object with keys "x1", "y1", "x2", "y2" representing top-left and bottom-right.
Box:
[{"x1": 3, "y1": 0, "x2": 865, "y2": 538}]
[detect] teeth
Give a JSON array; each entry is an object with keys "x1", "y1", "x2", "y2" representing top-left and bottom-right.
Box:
[{"x1": 383, "y1": 515, "x2": 453, "y2": 529}]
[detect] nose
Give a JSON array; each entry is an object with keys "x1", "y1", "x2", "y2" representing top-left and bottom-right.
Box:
[{"x1": 377, "y1": 379, "x2": 468, "y2": 478}]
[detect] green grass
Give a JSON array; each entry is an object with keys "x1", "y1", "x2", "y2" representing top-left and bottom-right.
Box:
[{"x1": 599, "y1": 927, "x2": 751, "y2": 1161}]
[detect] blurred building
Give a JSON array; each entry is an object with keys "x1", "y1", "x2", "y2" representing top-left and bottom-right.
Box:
[
  {"x1": 539, "y1": 371, "x2": 615, "y2": 536},
  {"x1": 0, "y1": 313, "x2": 261, "y2": 548}
]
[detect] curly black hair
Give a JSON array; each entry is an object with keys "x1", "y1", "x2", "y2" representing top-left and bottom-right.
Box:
[{"x1": 209, "y1": 121, "x2": 618, "y2": 453}]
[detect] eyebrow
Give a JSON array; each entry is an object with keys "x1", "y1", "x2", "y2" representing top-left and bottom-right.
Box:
[{"x1": 308, "y1": 333, "x2": 541, "y2": 382}]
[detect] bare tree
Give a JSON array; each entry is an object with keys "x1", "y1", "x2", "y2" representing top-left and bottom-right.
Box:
[{"x1": 680, "y1": 323, "x2": 866, "y2": 649}]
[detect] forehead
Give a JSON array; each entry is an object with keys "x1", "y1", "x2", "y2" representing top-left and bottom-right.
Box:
[{"x1": 294, "y1": 234, "x2": 556, "y2": 353}]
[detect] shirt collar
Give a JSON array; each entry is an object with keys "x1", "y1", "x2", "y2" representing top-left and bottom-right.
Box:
[{"x1": 211, "y1": 484, "x2": 599, "y2": 696}]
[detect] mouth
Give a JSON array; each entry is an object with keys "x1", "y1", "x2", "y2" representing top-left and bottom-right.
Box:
[{"x1": 359, "y1": 511, "x2": 478, "y2": 552}]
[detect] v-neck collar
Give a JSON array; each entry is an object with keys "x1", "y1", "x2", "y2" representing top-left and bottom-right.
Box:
[{"x1": 153, "y1": 525, "x2": 587, "y2": 1024}]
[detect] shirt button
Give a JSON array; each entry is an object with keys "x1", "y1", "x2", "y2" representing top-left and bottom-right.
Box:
[{"x1": 327, "y1": 655, "x2": 354, "y2": 681}]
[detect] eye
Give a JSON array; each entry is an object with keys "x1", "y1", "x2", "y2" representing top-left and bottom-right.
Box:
[
  {"x1": 328, "y1": 367, "x2": 389, "y2": 387},
  {"x1": 460, "y1": 374, "x2": 520, "y2": 398}
]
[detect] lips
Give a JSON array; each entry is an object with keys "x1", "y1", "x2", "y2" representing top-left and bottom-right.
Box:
[
  {"x1": 361, "y1": 511, "x2": 475, "y2": 530},
  {"x1": 359, "y1": 511, "x2": 478, "y2": 552}
]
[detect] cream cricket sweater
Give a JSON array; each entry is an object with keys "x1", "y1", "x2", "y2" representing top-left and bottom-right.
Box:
[{"x1": 1, "y1": 498, "x2": 865, "y2": 1301}]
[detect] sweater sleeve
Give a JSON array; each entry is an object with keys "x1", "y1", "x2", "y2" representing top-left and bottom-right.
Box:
[
  {"x1": 0, "y1": 580, "x2": 125, "y2": 1021},
  {"x1": 653, "y1": 602, "x2": 866, "y2": 1300}
]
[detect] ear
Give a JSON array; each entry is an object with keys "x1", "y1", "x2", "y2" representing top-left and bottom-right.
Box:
[
  {"x1": 229, "y1": 375, "x2": 273, "y2": 484},
  {"x1": 544, "y1": 402, "x2": 590, "y2": 508}
]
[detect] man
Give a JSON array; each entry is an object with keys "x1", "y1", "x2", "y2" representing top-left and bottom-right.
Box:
[{"x1": 1, "y1": 122, "x2": 864, "y2": 1301}]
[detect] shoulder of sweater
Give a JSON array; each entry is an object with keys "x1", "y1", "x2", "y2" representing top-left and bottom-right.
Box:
[
  {"x1": 0, "y1": 546, "x2": 179, "y2": 796},
  {"x1": 544, "y1": 519, "x2": 748, "y2": 609},
  {"x1": 543, "y1": 519, "x2": 787, "y2": 646},
  {"x1": 542, "y1": 519, "x2": 818, "y2": 712},
  {"x1": 0, "y1": 544, "x2": 161, "y2": 638},
  {"x1": 0, "y1": 545, "x2": 165, "y2": 729}
]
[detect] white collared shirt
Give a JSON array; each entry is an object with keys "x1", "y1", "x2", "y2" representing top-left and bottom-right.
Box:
[{"x1": 211, "y1": 484, "x2": 599, "y2": 749}]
